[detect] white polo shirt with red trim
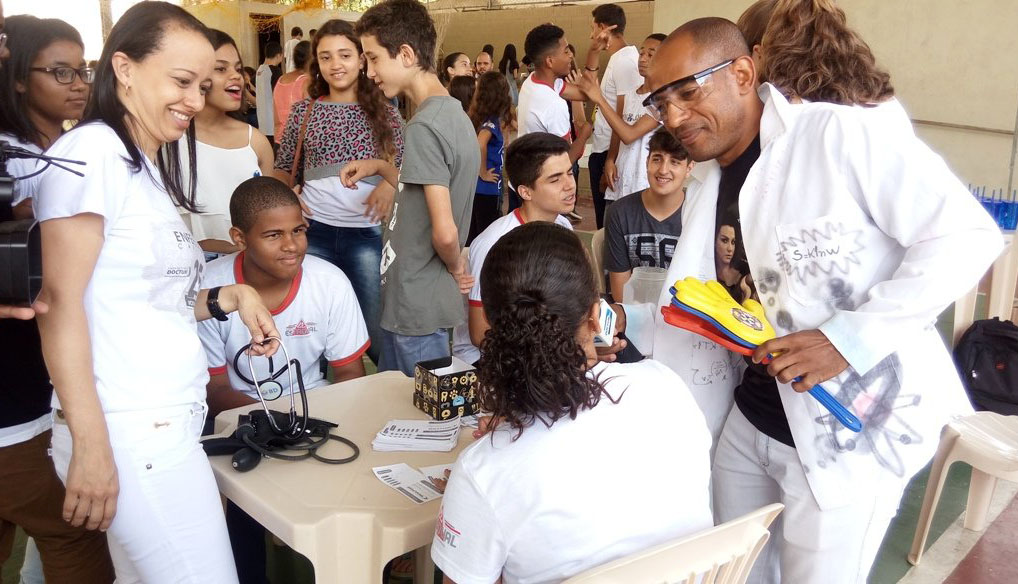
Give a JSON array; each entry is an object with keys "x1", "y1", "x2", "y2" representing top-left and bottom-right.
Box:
[
  {"x1": 517, "y1": 74, "x2": 572, "y2": 141},
  {"x1": 199, "y1": 252, "x2": 369, "y2": 400},
  {"x1": 452, "y1": 209, "x2": 572, "y2": 364}
]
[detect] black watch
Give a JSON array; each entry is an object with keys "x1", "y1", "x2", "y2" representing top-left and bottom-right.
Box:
[{"x1": 207, "y1": 286, "x2": 229, "y2": 322}]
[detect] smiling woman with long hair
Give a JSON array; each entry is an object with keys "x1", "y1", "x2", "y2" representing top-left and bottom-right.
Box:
[
  {"x1": 273, "y1": 18, "x2": 405, "y2": 366},
  {"x1": 178, "y1": 29, "x2": 275, "y2": 259},
  {"x1": 432, "y1": 222, "x2": 712, "y2": 583},
  {"x1": 32, "y1": 3, "x2": 277, "y2": 582}
]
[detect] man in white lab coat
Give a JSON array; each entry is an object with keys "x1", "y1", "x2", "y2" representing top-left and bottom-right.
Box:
[{"x1": 612, "y1": 17, "x2": 1003, "y2": 584}]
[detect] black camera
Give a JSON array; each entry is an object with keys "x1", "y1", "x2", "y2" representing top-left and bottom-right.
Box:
[{"x1": 0, "y1": 141, "x2": 85, "y2": 305}]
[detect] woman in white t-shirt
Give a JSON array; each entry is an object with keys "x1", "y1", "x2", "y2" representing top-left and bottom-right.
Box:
[
  {"x1": 178, "y1": 29, "x2": 275, "y2": 259},
  {"x1": 432, "y1": 222, "x2": 713, "y2": 584},
  {"x1": 33, "y1": 4, "x2": 278, "y2": 583}
]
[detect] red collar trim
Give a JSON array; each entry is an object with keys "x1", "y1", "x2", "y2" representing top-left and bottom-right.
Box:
[
  {"x1": 514, "y1": 208, "x2": 526, "y2": 224},
  {"x1": 529, "y1": 74, "x2": 558, "y2": 90},
  {"x1": 233, "y1": 251, "x2": 303, "y2": 316}
]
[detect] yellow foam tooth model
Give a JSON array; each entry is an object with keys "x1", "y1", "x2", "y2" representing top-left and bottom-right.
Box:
[{"x1": 672, "y1": 277, "x2": 776, "y2": 347}]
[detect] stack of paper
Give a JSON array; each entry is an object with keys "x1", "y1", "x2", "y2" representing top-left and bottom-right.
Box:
[{"x1": 372, "y1": 418, "x2": 461, "y2": 452}]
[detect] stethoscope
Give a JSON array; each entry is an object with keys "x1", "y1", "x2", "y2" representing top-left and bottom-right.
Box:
[
  {"x1": 232, "y1": 344, "x2": 296, "y2": 401},
  {"x1": 239, "y1": 336, "x2": 308, "y2": 439}
]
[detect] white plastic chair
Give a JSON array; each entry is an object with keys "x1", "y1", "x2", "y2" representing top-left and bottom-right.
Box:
[
  {"x1": 563, "y1": 503, "x2": 783, "y2": 584},
  {"x1": 908, "y1": 411, "x2": 1018, "y2": 565},
  {"x1": 589, "y1": 228, "x2": 605, "y2": 294}
]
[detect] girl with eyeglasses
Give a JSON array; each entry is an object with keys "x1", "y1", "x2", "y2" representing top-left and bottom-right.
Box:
[
  {"x1": 0, "y1": 15, "x2": 116, "y2": 584},
  {"x1": 0, "y1": 15, "x2": 91, "y2": 219},
  {"x1": 32, "y1": 3, "x2": 278, "y2": 582}
]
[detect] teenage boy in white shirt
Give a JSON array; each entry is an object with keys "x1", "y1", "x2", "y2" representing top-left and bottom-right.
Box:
[
  {"x1": 451, "y1": 133, "x2": 576, "y2": 365},
  {"x1": 587, "y1": 3, "x2": 642, "y2": 229},
  {"x1": 516, "y1": 22, "x2": 607, "y2": 163},
  {"x1": 575, "y1": 33, "x2": 667, "y2": 212},
  {"x1": 255, "y1": 42, "x2": 283, "y2": 145},
  {"x1": 611, "y1": 18, "x2": 1003, "y2": 584},
  {"x1": 283, "y1": 26, "x2": 302, "y2": 73},
  {"x1": 199, "y1": 176, "x2": 368, "y2": 418}
]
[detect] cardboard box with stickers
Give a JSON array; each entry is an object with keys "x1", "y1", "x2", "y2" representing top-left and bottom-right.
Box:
[{"x1": 413, "y1": 356, "x2": 480, "y2": 420}]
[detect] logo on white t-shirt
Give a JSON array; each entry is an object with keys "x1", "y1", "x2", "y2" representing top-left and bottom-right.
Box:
[
  {"x1": 285, "y1": 320, "x2": 318, "y2": 337},
  {"x1": 173, "y1": 230, "x2": 197, "y2": 249},
  {"x1": 144, "y1": 220, "x2": 204, "y2": 318},
  {"x1": 435, "y1": 507, "x2": 460, "y2": 548}
]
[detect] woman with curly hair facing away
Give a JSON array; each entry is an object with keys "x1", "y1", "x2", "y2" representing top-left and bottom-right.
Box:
[
  {"x1": 739, "y1": 0, "x2": 893, "y2": 105},
  {"x1": 431, "y1": 222, "x2": 712, "y2": 584},
  {"x1": 274, "y1": 18, "x2": 404, "y2": 365},
  {"x1": 466, "y1": 70, "x2": 514, "y2": 243}
]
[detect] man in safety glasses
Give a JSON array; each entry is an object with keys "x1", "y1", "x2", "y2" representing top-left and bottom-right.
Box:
[{"x1": 608, "y1": 16, "x2": 1001, "y2": 584}]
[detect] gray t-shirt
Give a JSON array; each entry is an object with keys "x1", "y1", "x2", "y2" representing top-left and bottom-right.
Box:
[
  {"x1": 604, "y1": 190, "x2": 683, "y2": 272},
  {"x1": 380, "y1": 96, "x2": 480, "y2": 335}
]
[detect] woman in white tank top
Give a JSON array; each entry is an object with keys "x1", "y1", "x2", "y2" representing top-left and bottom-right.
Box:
[{"x1": 178, "y1": 30, "x2": 275, "y2": 258}]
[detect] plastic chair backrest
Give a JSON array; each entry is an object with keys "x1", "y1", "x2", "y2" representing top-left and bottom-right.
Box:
[
  {"x1": 590, "y1": 229, "x2": 605, "y2": 294},
  {"x1": 562, "y1": 503, "x2": 783, "y2": 584}
]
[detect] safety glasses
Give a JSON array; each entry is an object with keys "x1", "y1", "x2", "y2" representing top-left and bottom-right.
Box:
[{"x1": 642, "y1": 59, "x2": 734, "y2": 121}]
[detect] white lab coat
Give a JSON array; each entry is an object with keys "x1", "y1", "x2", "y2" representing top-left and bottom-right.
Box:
[
  {"x1": 627, "y1": 83, "x2": 1003, "y2": 510},
  {"x1": 623, "y1": 159, "x2": 743, "y2": 447}
]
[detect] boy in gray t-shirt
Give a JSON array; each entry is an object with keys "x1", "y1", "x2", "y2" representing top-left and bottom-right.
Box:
[
  {"x1": 349, "y1": 0, "x2": 480, "y2": 375},
  {"x1": 603, "y1": 128, "x2": 693, "y2": 302}
]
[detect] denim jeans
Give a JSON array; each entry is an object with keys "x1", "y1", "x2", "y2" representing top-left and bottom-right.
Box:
[
  {"x1": 378, "y1": 329, "x2": 450, "y2": 377},
  {"x1": 305, "y1": 220, "x2": 382, "y2": 365}
]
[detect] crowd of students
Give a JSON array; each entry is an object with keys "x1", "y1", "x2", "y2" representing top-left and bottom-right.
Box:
[{"x1": 0, "y1": 0, "x2": 1006, "y2": 583}]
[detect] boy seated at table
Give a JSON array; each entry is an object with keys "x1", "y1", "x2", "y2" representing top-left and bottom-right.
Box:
[
  {"x1": 199, "y1": 176, "x2": 369, "y2": 419},
  {"x1": 451, "y1": 132, "x2": 575, "y2": 365},
  {"x1": 603, "y1": 128, "x2": 694, "y2": 302}
]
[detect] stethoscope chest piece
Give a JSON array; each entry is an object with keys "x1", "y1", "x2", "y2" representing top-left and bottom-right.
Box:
[{"x1": 259, "y1": 379, "x2": 284, "y2": 401}]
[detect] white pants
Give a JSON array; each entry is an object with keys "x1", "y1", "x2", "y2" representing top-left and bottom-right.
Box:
[
  {"x1": 51, "y1": 403, "x2": 238, "y2": 584},
  {"x1": 712, "y1": 406, "x2": 905, "y2": 584}
]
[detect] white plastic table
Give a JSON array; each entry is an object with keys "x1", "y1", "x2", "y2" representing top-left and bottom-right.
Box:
[{"x1": 207, "y1": 371, "x2": 473, "y2": 584}]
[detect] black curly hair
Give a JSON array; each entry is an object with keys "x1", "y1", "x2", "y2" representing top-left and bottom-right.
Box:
[{"x1": 477, "y1": 222, "x2": 615, "y2": 439}]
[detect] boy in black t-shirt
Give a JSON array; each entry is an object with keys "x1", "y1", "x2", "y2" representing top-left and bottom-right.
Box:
[{"x1": 603, "y1": 128, "x2": 693, "y2": 301}]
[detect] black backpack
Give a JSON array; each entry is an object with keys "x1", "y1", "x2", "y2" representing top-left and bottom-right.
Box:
[{"x1": 954, "y1": 318, "x2": 1018, "y2": 415}]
